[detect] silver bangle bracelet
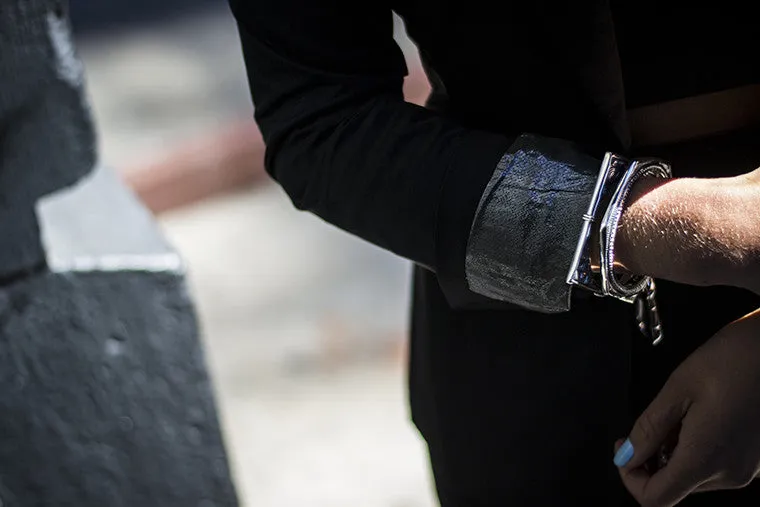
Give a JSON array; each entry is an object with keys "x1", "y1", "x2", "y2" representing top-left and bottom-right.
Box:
[
  {"x1": 599, "y1": 158, "x2": 672, "y2": 302},
  {"x1": 567, "y1": 153, "x2": 672, "y2": 346}
]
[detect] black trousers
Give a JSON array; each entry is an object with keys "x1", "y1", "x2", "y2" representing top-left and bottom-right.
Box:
[{"x1": 409, "y1": 130, "x2": 760, "y2": 506}]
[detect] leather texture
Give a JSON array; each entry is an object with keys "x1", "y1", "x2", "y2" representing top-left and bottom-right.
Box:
[{"x1": 465, "y1": 134, "x2": 600, "y2": 312}]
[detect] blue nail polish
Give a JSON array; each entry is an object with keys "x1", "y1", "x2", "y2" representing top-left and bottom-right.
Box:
[{"x1": 614, "y1": 438, "x2": 634, "y2": 467}]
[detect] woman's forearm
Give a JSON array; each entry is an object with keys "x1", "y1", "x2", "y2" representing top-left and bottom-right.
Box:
[{"x1": 616, "y1": 171, "x2": 760, "y2": 293}]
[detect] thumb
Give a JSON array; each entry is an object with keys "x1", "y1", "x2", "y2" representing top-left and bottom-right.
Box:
[{"x1": 615, "y1": 376, "x2": 690, "y2": 470}]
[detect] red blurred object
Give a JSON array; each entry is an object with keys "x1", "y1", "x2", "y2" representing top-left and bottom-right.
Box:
[{"x1": 124, "y1": 64, "x2": 430, "y2": 214}]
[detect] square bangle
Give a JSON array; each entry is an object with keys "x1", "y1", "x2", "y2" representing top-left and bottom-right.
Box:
[{"x1": 565, "y1": 152, "x2": 631, "y2": 297}]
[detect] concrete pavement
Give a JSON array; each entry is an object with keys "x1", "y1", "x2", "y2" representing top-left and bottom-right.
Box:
[{"x1": 77, "y1": 7, "x2": 437, "y2": 506}]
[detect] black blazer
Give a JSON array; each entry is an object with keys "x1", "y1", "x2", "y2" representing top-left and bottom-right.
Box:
[
  {"x1": 229, "y1": 3, "x2": 760, "y2": 503},
  {"x1": 228, "y1": 0, "x2": 635, "y2": 308}
]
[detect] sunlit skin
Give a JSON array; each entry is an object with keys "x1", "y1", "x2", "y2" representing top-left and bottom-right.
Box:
[{"x1": 618, "y1": 171, "x2": 760, "y2": 294}]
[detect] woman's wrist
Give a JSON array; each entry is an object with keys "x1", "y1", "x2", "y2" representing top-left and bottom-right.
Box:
[
  {"x1": 613, "y1": 176, "x2": 671, "y2": 276},
  {"x1": 615, "y1": 174, "x2": 756, "y2": 289}
]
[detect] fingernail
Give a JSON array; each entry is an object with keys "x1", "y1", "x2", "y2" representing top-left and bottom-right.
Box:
[{"x1": 613, "y1": 438, "x2": 634, "y2": 467}]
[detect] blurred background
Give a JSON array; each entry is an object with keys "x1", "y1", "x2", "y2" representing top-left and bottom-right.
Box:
[{"x1": 68, "y1": 1, "x2": 436, "y2": 506}]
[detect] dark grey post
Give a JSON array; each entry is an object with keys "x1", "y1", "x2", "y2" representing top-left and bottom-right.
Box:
[{"x1": 0, "y1": 2, "x2": 239, "y2": 505}]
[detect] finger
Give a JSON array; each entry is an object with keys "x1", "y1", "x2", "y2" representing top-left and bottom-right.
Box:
[
  {"x1": 619, "y1": 449, "x2": 703, "y2": 507},
  {"x1": 693, "y1": 469, "x2": 758, "y2": 493},
  {"x1": 619, "y1": 466, "x2": 654, "y2": 505},
  {"x1": 693, "y1": 479, "x2": 724, "y2": 493},
  {"x1": 616, "y1": 376, "x2": 691, "y2": 470}
]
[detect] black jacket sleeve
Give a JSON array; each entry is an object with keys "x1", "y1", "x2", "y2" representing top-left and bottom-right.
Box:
[{"x1": 229, "y1": 0, "x2": 513, "y2": 307}]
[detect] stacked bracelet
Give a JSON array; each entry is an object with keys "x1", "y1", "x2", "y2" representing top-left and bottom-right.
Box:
[
  {"x1": 599, "y1": 158, "x2": 672, "y2": 302},
  {"x1": 567, "y1": 153, "x2": 672, "y2": 345}
]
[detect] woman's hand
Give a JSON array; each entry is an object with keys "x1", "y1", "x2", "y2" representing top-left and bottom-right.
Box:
[{"x1": 613, "y1": 308, "x2": 760, "y2": 506}]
